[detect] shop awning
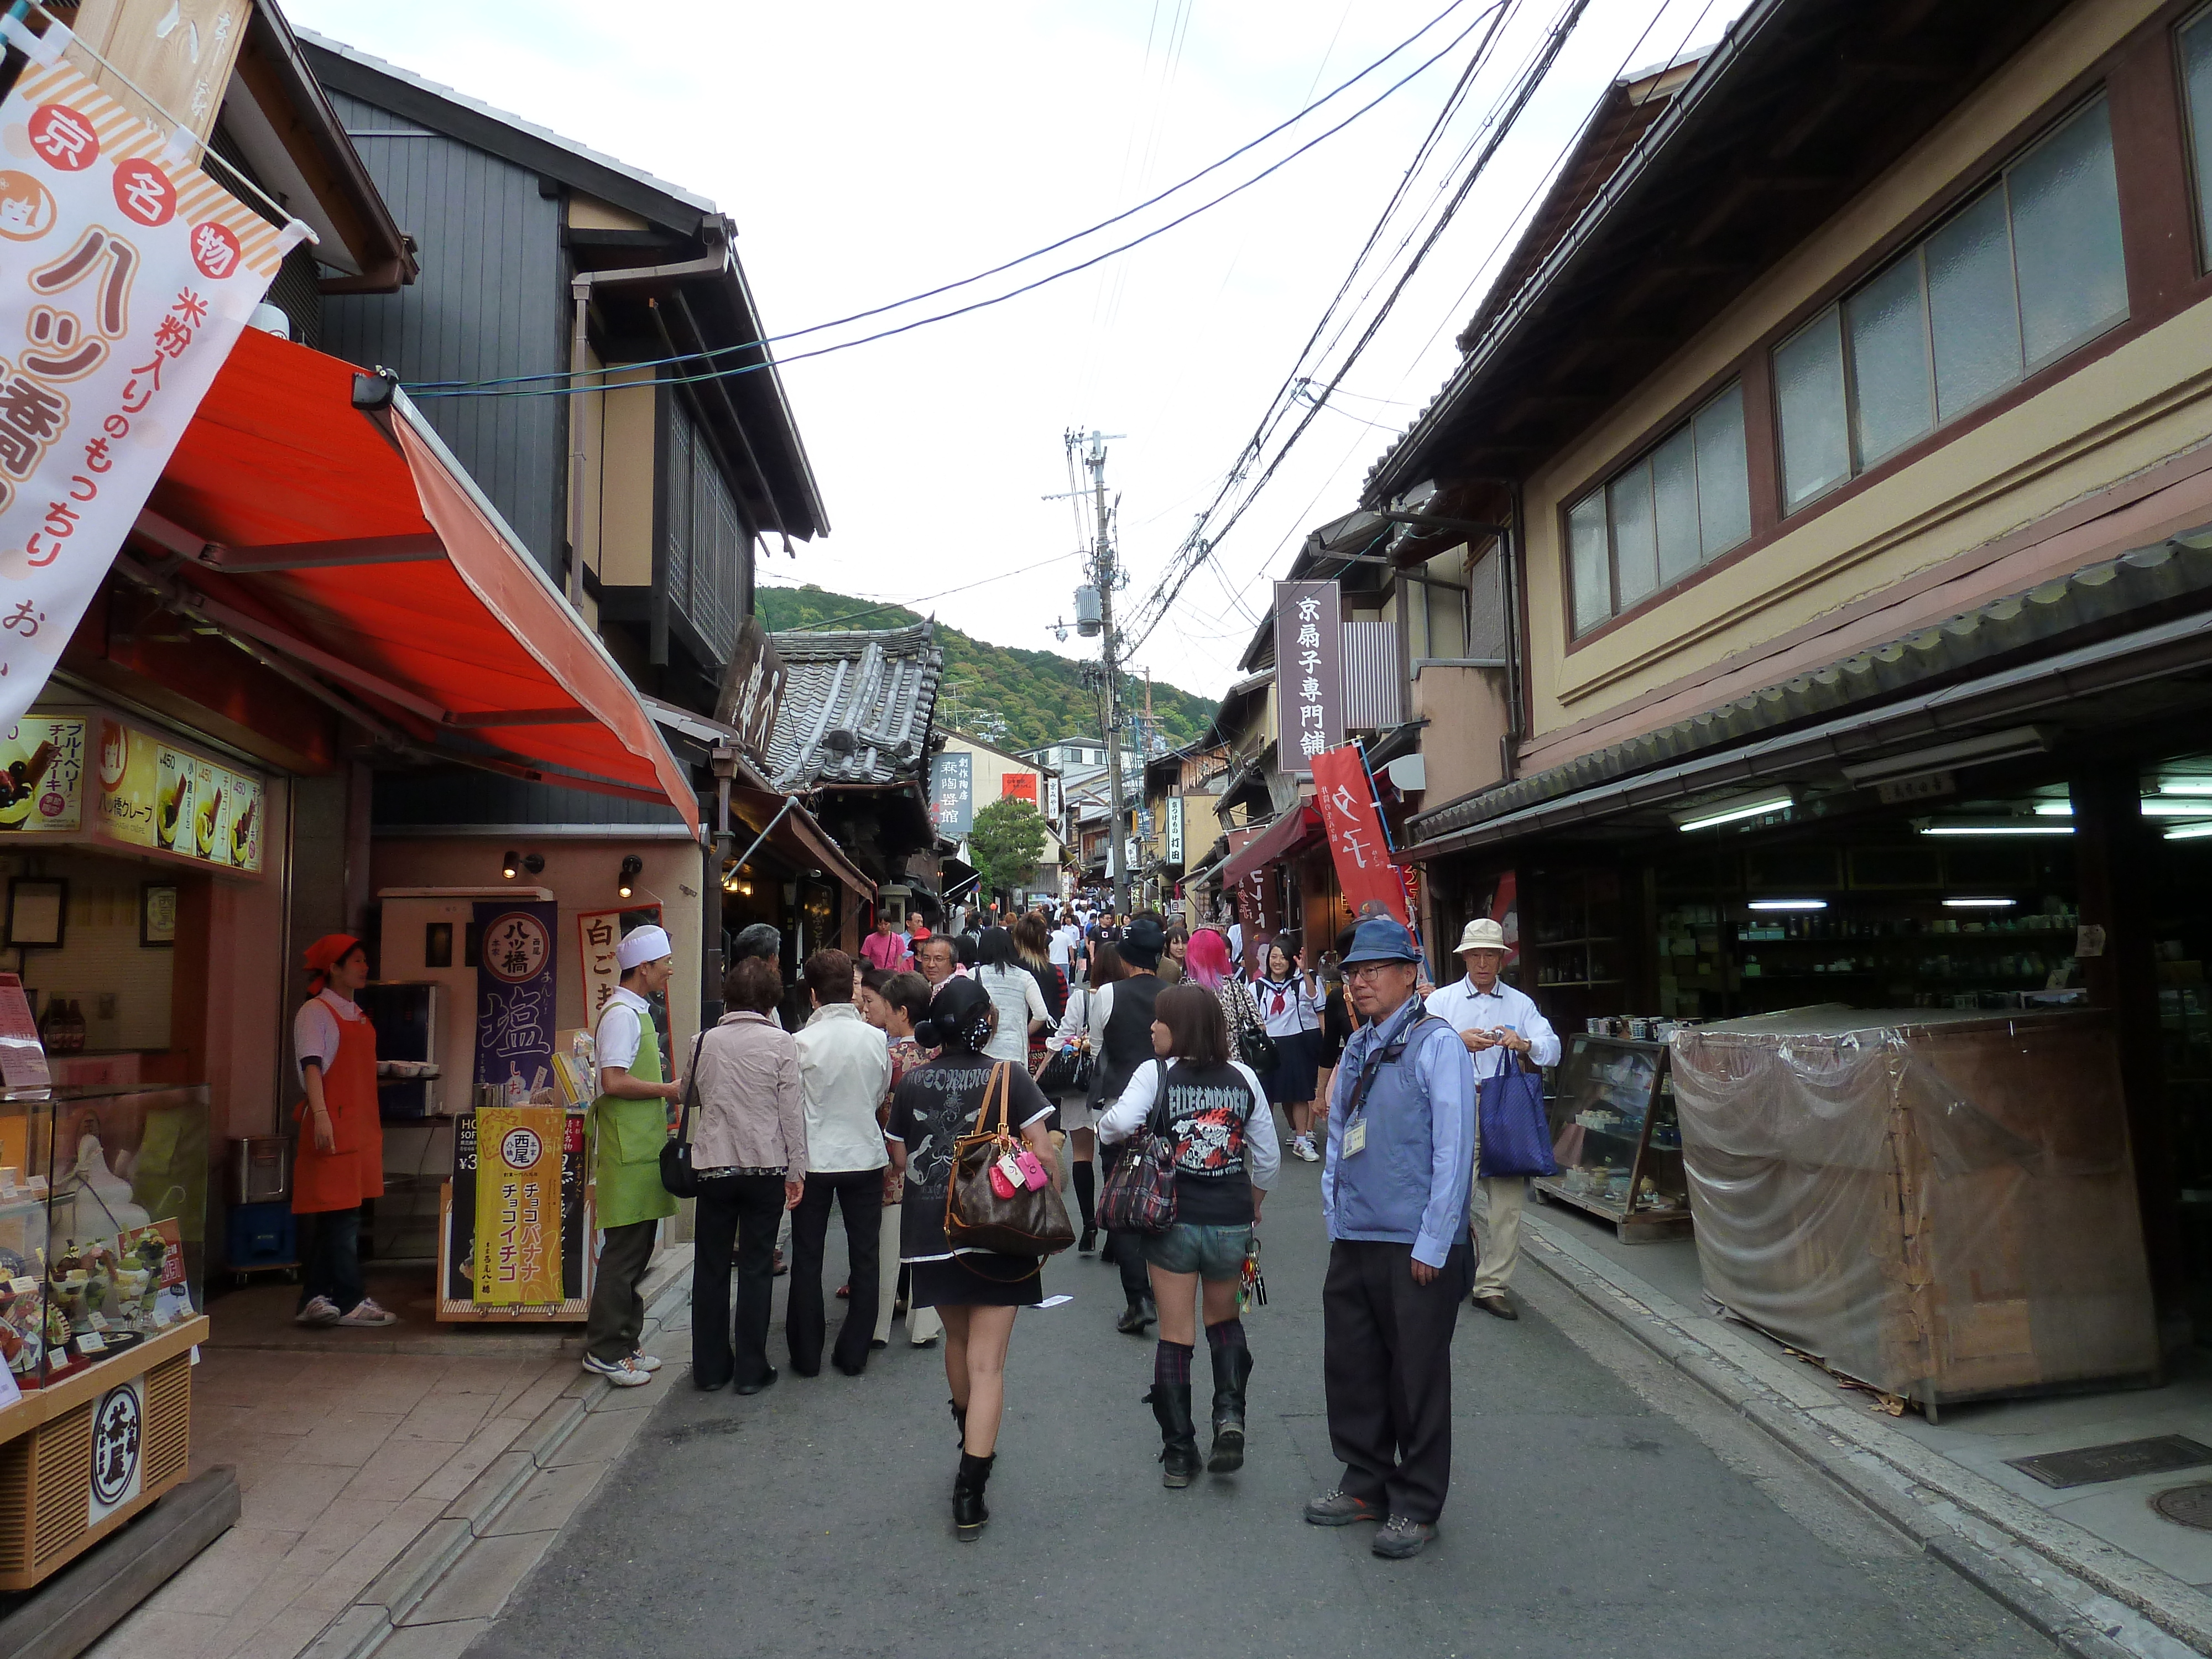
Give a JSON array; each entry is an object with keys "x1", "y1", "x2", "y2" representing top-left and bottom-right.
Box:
[
  {"x1": 124, "y1": 329, "x2": 699, "y2": 831},
  {"x1": 729, "y1": 783, "x2": 873, "y2": 899},
  {"x1": 1219, "y1": 804, "x2": 1323, "y2": 887}
]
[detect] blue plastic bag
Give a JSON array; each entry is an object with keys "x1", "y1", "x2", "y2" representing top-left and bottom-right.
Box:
[{"x1": 1477, "y1": 1063, "x2": 1558, "y2": 1178}]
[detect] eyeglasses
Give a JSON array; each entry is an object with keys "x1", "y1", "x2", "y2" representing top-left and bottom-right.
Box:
[{"x1": 1343, "y1": 961, "x2": 1411, "y2": 982}]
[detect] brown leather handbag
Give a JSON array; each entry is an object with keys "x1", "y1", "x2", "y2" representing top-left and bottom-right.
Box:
[{"x1": 945, "y1": 1062, "x2": 1076, "y2": 1258}]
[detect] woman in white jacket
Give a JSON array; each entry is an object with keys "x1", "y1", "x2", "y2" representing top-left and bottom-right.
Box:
[{"x1": 1043, "y1": 941, "x2": 1126, "y2": 1254}]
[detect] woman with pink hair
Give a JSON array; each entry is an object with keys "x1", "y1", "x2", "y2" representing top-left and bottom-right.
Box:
[{"x1": 1185, "y1": 930, "x2": 1264, "y2": 1064}]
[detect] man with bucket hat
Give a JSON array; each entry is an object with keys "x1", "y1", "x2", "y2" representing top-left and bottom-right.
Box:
[
  {"x1": 1427, "y1": 917, "x2": 1559, "y2": 1321},
  {"x1": 1305, "y1": 915, "x2": 1475, "y2": 1559}
]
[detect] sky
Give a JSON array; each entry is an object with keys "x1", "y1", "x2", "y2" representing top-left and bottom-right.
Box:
[{"x1": 285, "y1": 0, "x2": 1746, "y2": 706}]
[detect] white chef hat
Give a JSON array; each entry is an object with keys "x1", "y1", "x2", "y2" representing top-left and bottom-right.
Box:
[{"x1": 616, "y1": 924, "x2": 672, "y2": 970}]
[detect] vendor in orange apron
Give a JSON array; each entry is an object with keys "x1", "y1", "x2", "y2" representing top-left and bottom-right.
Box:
[{"x1": 291, "y1": 935, "x2": 398, "y2": 1328}]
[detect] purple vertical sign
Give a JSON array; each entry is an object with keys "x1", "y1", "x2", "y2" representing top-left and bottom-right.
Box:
[
  {"x1": 1275, "y1": 579, "x2": 1343, "y2": 777},
  {"x1": 474, "y1": 900, "x2": 557, "y2": 1098}
]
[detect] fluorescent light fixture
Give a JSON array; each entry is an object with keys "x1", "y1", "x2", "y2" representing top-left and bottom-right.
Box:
[
  {"x1": 1748, "y1": 899, "x2": 1827, "y2": 911},
  {"x1": 1671, "y1": 790, "x2": 1794, "y2": 833},
  {"x1": 2033, "y1": 802, "x2": 2073, "y2": 816},
  {"x1": 1839, "y1": 724, "x2": 2054, "y2": 787},
  {"x1": 2166, "y1": 821, "x2": 2212, "y2": 841},
  {"x1": 1916, "y1": 818, "x2": 2074, "y2": 836},
  {"x1": 2159, "y1": 780, "x2": 2212, "y2": 796},
  {"x1": 2141, "y1": 799, "x2": 2212, "y2": 817},
  {"x1": 1943, "y1": 897, "x2": 2017, "y2": 908}
]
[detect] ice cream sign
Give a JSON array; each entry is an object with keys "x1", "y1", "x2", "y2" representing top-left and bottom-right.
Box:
[{"x1": 0, "y1": 703, "x2": 262, "y2": 872}]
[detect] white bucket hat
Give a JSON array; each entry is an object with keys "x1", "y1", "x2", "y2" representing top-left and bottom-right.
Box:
[{"x1": 1454, "y1": 917, "x2": 1512, "y2": 957}]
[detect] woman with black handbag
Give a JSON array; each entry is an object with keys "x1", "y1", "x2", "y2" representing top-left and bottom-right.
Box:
[
  {"x1": 1086, "y1": 917, "x2": 1170, "y2": 1333},
  {"x1": 1041, "y1": 942, "x2": 1123, "y2": 1253},
  {"x1": 885, "y1": 975, "x2": 1057, "y2": 1540},
  {"x1": 1099, "y1": 984, "x2": 1279, "y2": 1487}
]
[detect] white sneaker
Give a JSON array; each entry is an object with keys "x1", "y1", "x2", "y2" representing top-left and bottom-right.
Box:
[
  {"x1": 294, "y1": 1295, "x2": 342, "y2": 1327},
  {"x1": 628, "y1": 1350, "x2": 664, "y2": 1373},
  {"x1": 581, "y1": 1353, "x2": 653, "y2": 1387},
  {"x1": 335, "y1": 1297, "x2": 399, "y2": 1327},
  {"x1": 1295, "y1": 1135, "x2": 1320, "y2": 1163}
]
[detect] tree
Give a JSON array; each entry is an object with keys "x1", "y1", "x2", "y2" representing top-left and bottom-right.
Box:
[{"x1": 968, "y1": 796, "x2": 1047, "y2": 903}]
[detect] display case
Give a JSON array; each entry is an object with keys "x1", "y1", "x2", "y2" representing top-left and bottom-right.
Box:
[
  {"x1": 0, "y1": 1082, "x2": 210, "y2": 1587},
  {"x1": 1530, "y1": 1035, "x2": 1694, "y2": 1241}
]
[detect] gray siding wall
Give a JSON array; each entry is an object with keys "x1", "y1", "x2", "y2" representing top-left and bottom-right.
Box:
[{"x1": 319, "y1": 90, "x2": 566, "y2": 577}]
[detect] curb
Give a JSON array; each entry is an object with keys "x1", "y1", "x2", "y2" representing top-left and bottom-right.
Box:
[
  {"x1": 300, "y1": 1248, "x2": 696, "y2": 1659},
  {"x1": 1522, "y1": 1215, "x2": 2212, "y2": 1659}
]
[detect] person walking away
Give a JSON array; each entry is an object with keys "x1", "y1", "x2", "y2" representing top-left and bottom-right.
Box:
[
  {"x1": 974, "y1": 927, "x2": 1049, "y2": 1066},
  {"x1": 885, "y1": 978, "x2": 1057, "y2": 1540},
  {"x1": 1254, "y1": 937, "x2": 1324, "y2": 1162},
  {"x1": 1045, "y1": 941, "x2": 1127, "y2": 1253},
  {"x1": 1088, "y1": 915, "x2": 1168, "y2": 1332},
  {"x1": 1425, "y1": 918, "x2": 1558, "y2": 1321},
  {"x1": 689, "y1": 957, "x2": 805, "y2": 1394},
  {"x1": 1306, "y1": 916, "x2": 1476, "y2": 1559},
  {"x1": 1050, "y1": 910, "x2": 1083, "y2": 987},
  {"x1": 1011, "y1": 912, "x2": 1068, "y2": 1030},
  {"x1": 291, "y1": 935, "x2": 398, "y2": 1328},
  {"x1": 789, "y1": 948, "x2": 894, "y2": 1376},
  {"x1": 1099, "y1": 985, "x2": 1278, "y2": 1486},
  {"x1": 860, "y1": 970, "x2": 942, "y2": 1349},
  {"x1": 861, "y1": 909, "x2": 912, "y2": 974},
  {"x1": 585, "y1": 925, "x2": 685, "y2": 1387}
]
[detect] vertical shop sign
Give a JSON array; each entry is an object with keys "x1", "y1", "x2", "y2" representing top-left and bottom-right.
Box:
[
  {"x1": 473, "y1": 901, "x2": 555, "y2": 1098},
  {"x1": 576, "y1": 902, "x2": 662, "y2": 1026},
  {"x1": 1165, "y1": 795, "x2": 1184, "y2": 864},
  {"x1": 1311, "y1": 743, "x2": 1411, "y2": 928},
  {"x1": 1274, "y1": 580, "x2": 1343, "y2": 777},
  {"x1": 930, "y1": 751, "x2": 973, "y2": 836},
  {"x1": 473, "y1": 1104, "x2": 564, "y2": 1305},
  {"x1": 0, "y1": 50, "x2": 303, "y2": 731}
]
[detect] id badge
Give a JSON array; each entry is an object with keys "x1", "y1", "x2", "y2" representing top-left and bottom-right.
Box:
[{"x1": 1343, "y1": 1117, "x2": 1368, "y2": 1158}]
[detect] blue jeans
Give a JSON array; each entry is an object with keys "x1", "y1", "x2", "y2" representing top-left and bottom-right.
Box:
[
  {"x1": 1142, "y1": 1222, "x2": 1253, "y2": 1281},
  {"x1": 299, "y1": 1206, "x2": 364, "y2": 1314}
]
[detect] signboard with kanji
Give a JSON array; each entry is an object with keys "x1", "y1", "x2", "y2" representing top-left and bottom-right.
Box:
[
  {"x1": 0, "y1": 51, "x2": 301, "y2": 732},
  {"x1": 473, "y1": 1105, "x2": 564, "y2": 1306},
  {"x1": 1274, "y1": 580, "x2": 1343, "y2": 777},
  {"x1": 1000, "y1": 771, "x2": 1037, "y2": 804},
  {"x1": 473, "y1": 901, "x2": 556, "y2": 1098},
  {"x1": 576, "y1": 903, "x2": 663, "y2": 1027},
  {"x1": 930, "y1": 750, "x2": 973, "y2": 836}
]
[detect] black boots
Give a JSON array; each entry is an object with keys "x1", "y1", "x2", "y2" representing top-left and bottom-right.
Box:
[
  {"x1": 1115, "y1": 1296, "x2": 1155, "y2": 1335},
  {"x1": 949, "y1": 1397, "x2": 967, "y2": 1447},
  {"x1": 1207, "y1": 1342, "x2": 1254, "y2": 1473},
  {"x1": 953, "y1": 1451, "x2": 994, "y2": 1540},
  {"x1": 1146, "y1": 1383, "x2": 1201, "y2": 1488}
]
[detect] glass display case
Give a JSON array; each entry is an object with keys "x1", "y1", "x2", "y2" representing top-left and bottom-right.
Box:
[{"x1": 1530, "y1": 1035, "x2": 1694, "y2": 1241}]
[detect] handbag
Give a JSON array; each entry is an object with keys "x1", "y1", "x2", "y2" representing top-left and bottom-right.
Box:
[
  {"x1": 1097, "y1": 1059, "x2": 1178, "y2": 1235},
  {"x1": 1229, "y1": 984, "x2": 1280, "y2": 1073},
  {"x1": 658, "y1": 1032, "x2": 711, "y2": 1198},
  {"x1": 1477, "y1": 1051, "x2": 1559, "y2": 1178},
  {"x1": 1035, "y1": 993, "x2": 1095, "y2": 1094},
  {"x1": 945, "y1": 1062, "x2": 1077, "y2": 1256}
]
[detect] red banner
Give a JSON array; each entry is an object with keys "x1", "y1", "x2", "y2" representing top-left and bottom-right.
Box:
[{"x1": 1311, "y1": 744, "x2": 1410, "y2": 928}]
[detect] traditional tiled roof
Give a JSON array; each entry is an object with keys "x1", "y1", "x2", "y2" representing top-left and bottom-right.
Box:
[{"x1": 764, "y1": 623, "x2": 942, "y2": 791}]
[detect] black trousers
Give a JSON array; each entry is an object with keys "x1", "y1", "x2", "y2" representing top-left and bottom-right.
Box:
[
  {"x1": 1322, "y1": 1237, "x2": 1472, "y2": 1524},
  {"x1": 1099, "y1": 1140, "x2": 1150, "y2": 1305},
  {"x1": 691, "y1": 1172, "x2": 786, "y2": 1389},
  {"x1": 786, "y1": 1168, "x2": 883, "y2": 1375},
  {"x1": 585, "y1": 1218, "x2": 661, "y2": 1364}
]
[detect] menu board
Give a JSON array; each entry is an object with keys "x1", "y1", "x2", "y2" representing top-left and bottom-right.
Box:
[
  {"x1": 0, "y1": 717, "x2": 84, "y2": 835},
  {"x1": 4, "y1": 706, "x2": 269, "y2": 874}
]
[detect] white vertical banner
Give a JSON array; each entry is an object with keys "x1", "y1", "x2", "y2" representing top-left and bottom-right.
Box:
[
  {"x1": 1165, "y1": 794, "x2": 1183, "y2": 863},
  {"x1": 0, "y1": 51, "x2": 301, "y2": 723}
]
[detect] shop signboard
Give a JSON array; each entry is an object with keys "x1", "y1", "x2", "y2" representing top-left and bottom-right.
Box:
[
  {"x1": 1274, "y1": 580, "x2": 1343, "y2": 778},
  {"x1": 930, "y1": 751, "x2": 973, "y2": 836},
  {"x1": 472, "y1": 1104, "x2": 564, "y2": 1306},
  {"x1": 575, "y1": 902, "x2": 663, "y2": 1026},
  {"x1": 442, "y1": 1108, "x2": 590, "y2": 1317},
  {"x1": 0, "y1": 707, "x2": 268, "y2": 872},
  {"x1": 716, "y1": 616, "x2": 785, "y2": 764},
  {"x1": 0, "y1": 49, "x2": 302, "y2": 734},
  {"x1": 473, "y1": 901, "x2": 556, "y2": 1098},
  {"x1": 1166, "y1": 795, "x2": 1184, "y2": 864},
  {"x1": 1000, "y1": 771, "x2": 1037, "y2": 804},
  {"x1": 1311, "y1": 743, "x2": 1411, "y2": 928},
  {"x1": 0, "y1": 714, "x2": 80, "y2": 833}
]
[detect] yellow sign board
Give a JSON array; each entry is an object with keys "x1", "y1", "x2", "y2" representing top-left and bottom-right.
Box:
[{"x1": 473, "y1": 1107, "x2": 564, "y2": 1306}]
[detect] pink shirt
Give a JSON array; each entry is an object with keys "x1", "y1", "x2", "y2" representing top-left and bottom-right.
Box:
[{"x1": 861, "y1": 931, "x2": 912, "y2": 973}]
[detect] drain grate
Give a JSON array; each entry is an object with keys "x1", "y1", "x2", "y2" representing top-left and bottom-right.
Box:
[
  {"x1": 2152, "y1": 1483, "x2": 2212, "y2": 1530},
  {"x1": 2007, "y1": 1434, "x2": 2212, "y2": 1490}
]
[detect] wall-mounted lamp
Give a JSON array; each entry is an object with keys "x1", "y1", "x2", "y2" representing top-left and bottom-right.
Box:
[
  {"x1": 501, "y1": 850, "x2": 544, "y2": 879},
  {"x1": 618, "y1": 854, "x2": 643, "y2": 899}
]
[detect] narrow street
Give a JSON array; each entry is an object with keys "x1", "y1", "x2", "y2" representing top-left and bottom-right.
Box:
[{"x1": 467, "y1": 1161, "x2": 2057, "y2": 1659}]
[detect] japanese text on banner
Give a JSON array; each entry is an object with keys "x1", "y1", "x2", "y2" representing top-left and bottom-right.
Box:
[
  {"x1": 473, "y1": 1106, "x2": 564, "y2": 1305},
  {"x1": 1273, "y1": 580, "x2": 1342, "y2": 778},
  {"x1": 1310, "y1": 743, "x2": 1412, "y2": 928},
  {"x1": 0, "y1": 57, "x2": 302, "y2": 727}
]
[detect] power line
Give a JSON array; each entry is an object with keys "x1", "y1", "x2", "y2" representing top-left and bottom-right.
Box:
[{"x1": 758, "y1": 549, "x2": 1081, "y2": 632}]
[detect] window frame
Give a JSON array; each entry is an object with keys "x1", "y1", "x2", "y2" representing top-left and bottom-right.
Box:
[{"x1": 2176, "y1": 1, "x2": 2212, "y2": 275}]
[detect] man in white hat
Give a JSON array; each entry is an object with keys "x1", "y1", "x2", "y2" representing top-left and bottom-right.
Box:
[
  {"x1": 583, "y1": 923, "x2": 685, "y2": 1385},
  {"x1": 1424, "y1": 917, "x2": 1558, "y2": 1319}
]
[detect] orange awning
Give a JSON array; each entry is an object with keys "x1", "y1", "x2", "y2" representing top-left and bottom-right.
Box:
[
  {"x1": 129, "y1": 329, "x2": 698, "y2": 831},
  {"x1": 1218, "y1": 803, "x2": 1323, "y2": 887}
]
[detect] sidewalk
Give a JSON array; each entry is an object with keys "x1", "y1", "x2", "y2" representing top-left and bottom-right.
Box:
[
  {"x1": 1522, "y1": 1201, "x2": 2212, "y2": 1659},
  {"x1": 82, "y1": 1248, "x2": 695, "y2": 1659}
]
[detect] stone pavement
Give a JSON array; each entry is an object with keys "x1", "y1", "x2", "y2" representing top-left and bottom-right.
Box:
[{"x1": 447, "y1": 1155, "x2": 2063, "y2": 1659}]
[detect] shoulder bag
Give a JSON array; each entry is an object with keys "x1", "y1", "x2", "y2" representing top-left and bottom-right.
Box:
[
  {"x1": 658, "y1": 1031, "x2": 712, "y2": 1199},
  {"x1": 1477, "y1": 1047, "x2": 1559, "y2": 1178},
  {"x1": 1228, "y1": 982, "x2": 1280, "y2": 1073},
  {"x1": 1097, "y1": 1057, "x2": 1177, "y2": 1235},
  {"x1": 1034, "y1": 990, "x2": 1095, "y2": 1095},
  {"x1": 945, "y1": 1062, "x2": 1077, "y2": 1256}
]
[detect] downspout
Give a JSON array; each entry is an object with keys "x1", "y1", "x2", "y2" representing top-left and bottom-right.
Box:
[{"x1": 1501, "y1": 479, "x2": 1527, "y2": 786}]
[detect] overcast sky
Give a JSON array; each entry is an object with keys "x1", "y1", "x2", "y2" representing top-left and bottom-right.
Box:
[{"x1": 286, "y1": 0, "x2": 1744, "y2": 705}]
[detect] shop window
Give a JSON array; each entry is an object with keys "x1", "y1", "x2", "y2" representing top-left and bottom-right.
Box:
[
  {"x1": 2183, "y1": 6, "x2": 2212, "y2": 269},
  {"x1": 1775, "y1": 95, "x2": 2126, "y2": 511},
  {"x1": 1566, "y1": 382, "x2": 1750, "y2": 635}
]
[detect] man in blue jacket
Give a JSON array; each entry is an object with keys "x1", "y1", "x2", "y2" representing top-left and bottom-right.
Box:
[{"x1": 1305, "y1": 915, "x2": 1477, "y2": 1559}]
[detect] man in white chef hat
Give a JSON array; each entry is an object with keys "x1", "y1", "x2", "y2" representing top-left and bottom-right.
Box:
[{"x1": 582, "y1": 923, "x2": 685, "y2": 1386}]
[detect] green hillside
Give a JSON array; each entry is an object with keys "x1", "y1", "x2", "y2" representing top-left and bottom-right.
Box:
[{"x1": 754, "y1": 583, "x2": 1218, "y2": 753}]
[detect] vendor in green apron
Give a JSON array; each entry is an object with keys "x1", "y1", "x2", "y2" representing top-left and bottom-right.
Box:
[{"x1": 582, "y1": 924, "x2": 685, "y2": 1387}]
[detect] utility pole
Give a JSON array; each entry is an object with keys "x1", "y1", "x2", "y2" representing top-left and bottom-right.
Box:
[{"x1": 1069, "y1": 428, "x2": 1131, "y2": 915}]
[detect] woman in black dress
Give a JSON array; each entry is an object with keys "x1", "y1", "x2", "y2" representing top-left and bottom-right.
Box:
[{"x1": 885, "y1": 976, "x2": 1055, "y2": 1540}]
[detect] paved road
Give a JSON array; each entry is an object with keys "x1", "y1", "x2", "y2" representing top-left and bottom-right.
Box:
[{"x1": 465, "y1": 1152, "x2": 2058, "y2": 1659}]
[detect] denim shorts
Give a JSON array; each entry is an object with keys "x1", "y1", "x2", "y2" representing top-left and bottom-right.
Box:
[{"x1": 1142, "y1": 1222, "x2": 1253, "y2": 1281}]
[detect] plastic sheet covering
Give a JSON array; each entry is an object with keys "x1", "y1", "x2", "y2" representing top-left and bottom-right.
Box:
[{"x1": 1670, "y1": 1006, "x2": 2158, "y2": 1408}]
